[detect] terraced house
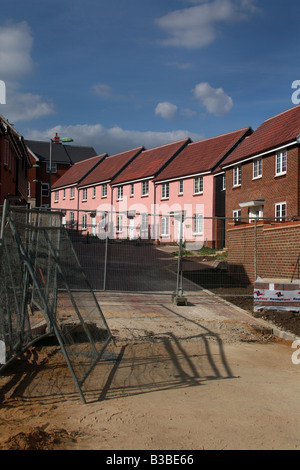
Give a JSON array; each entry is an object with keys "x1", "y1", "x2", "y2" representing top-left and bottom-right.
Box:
[
  {"x1": 222, "y1": 104, "x2": 300, "y2": 223},
  {"x1": 0, "y1": 114, "x2": 31, "y2": 205}
]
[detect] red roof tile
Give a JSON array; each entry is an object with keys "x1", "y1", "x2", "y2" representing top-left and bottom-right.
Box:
[
  {"x1": 112, "y1": 139, "x2": 190, "y2": 185},
  {"x1": 52, "y1": 154, "x2": 106, "y2": 189},
  {"x1": 154, "y1": 128, "x2": 251, "y2": 182},
  {"x1": 222, "y1": 105, "x2": 300, "y2": 167},
  {"x1": 78, "y1": 147, "x2": 144, "y2": 187}
]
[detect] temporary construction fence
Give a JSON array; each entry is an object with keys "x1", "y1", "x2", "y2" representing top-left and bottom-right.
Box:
[
  {"x1": 57, "y1": 209, "x2": 300, "y2": 309},
  {"x1": 0, "y1": 202, "x2": 112, "y2": 403}
]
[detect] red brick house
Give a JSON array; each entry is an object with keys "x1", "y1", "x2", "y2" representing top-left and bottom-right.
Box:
[
  {"x1": 222, "y1": 104, "x2": 300, "y2": 223},
  {"x1": 0, "y1": 114, "x2": 31, "y2": 205},
  {"x1": 26, "y1": 133, "x2": 97, "y2": 207}
]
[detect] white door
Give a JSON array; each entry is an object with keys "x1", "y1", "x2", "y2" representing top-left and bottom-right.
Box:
[{"x1": 129, "y1": 218, "x2": 136, "y2": 240}]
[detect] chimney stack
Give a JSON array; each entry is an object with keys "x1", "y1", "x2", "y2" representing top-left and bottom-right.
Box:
[{"x1": 52, "y1": 132, "x2": 60, "y2": 144}]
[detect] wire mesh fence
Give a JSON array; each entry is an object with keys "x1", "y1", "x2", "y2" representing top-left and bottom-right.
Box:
[
  {"x1": 0, "y1": 203, "x2": 112, "y2": 403},
  {"x1": 57, "y1": 208, "x2": 300, "y2": 311}
]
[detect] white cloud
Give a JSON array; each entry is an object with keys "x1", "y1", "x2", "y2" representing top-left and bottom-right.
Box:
[
  {"x1": 0, "y1": 21, "x2": 35, "y2": 81},
  {"x1": 93, "y1": 83, "x2": 113, "y2": 99},
  {"x1": 25, "y1": 123, "x2": 204, "y2": 155},
  {"x1": 155, "y1": 101, "x2": 178, "y2": 120},
  {"x1": 0, "y1": 21, "x2": 54, "y2": 123},
  {"x1": 4, "y1": 84, "x2": 55, "y2": 123},
  {"x1": 193, "y1": 82, "x2": 233, "y2": 116},
  {"x1": 156, "y1": 0, "x2": 258, "y2": 49}
]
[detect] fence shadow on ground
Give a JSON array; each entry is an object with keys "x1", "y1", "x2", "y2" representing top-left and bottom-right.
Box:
[{"x1": 0, "y1": 316, "x2": 238, "y2": 406}]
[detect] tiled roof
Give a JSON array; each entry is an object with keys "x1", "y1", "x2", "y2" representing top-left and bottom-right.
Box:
[
  {"x1": 154, "y1": 128, "x2": 251, "y2": 182},
  {"x1": 26, "y1": 140, "x2": 97, "y2": 164},
  {"x1": 222, "y1": 104, "x2": 300, "y2": 167},
  {"x1": 112, "y1": 139, "x2": 190, "y2": 185},
  {"x1": 51, "y1": 154, "x2": 107, "y2": 189},
  {"x1": 78, "y1": 147, "x2": 144, "y2": 187}
]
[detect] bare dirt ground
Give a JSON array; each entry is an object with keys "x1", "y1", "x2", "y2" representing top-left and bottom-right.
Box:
[{"x1": 1, "y1": 289, "x2": 300, "y2": 451}]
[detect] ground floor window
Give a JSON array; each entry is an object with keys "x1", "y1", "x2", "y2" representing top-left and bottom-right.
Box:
[
  {"x1": 193, "y1": 213, "x2": 203, "y2": 234},
  {"x1": 116, "y1": 215, "x2": 123, "y2": 233},
  {"x1": 275, "y1": 202, "x2": 286, "y2": 221},
  {"x1": 161, "y1": 216, "x2": 169, "y2": 236},
  {"x1": 233, "y1": 209, "x2": 241, "y2": 221}
]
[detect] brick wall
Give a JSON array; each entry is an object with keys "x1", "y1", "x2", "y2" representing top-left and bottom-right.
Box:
[
  {"x1": 227, "y1": 220, "x2": 300, "y2": 283},
  {"x1": 225, "y1": 145, "x2": 300, "y2": 220}
]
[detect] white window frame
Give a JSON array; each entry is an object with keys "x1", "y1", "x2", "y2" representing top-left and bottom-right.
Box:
[
  {"x1": 54, "y1": 190, "x2": 59, "y2": 202},
  {"x1": 222, "y1": 174, "x2": 226, "y2": 191},
  {"x1": 194, "y1": 176, "x2": 203, "y2": 194},
  {"x1": 102, "y1": 183, "x2": 107, "y2": 198},
  {"x1": 233, "y1": 209, "x2": 241, "y2": 221},
  {"x1": 130, "y1": 183, "x2": 134, "y2": 197},
  {"x1": 161, "y1": 183, "x2": 169, "y2": 200},
  {"x1": 63, "y1": 188, "x2": 66, "y2": 199},
  {"x1": 233, "y1": 166, "x2": 241, "y2": 187},
  {"x1": 82, "y1": 214, "x2": 87, "y2": 230},
  {"x1": 179, "y1": 180, "x2": 183, "y2": 195},
  {"x1": 117, "y1": 186, "x2": 123, "y2": 201},
  {"x1": 253, "y1": 158, "x2": 262, "y2": 179},
  {"x1": 275, "y1": 202, "x2": 287, "y2": 221},
  {"x1": 193, "y1": 214, "x2": 203, "y2": 235},
  {"x1": 82, "y1": 188, "x2": 87, "y2": 201},
  {"x1": 92, "y1": 186, "x2": 96, "y2": 198},
  {"x1": 276, "y1": 150, "x2": 287, "y2": 176},
  {"x1": 141, "y1": 213, "x2": 148, "y2": 232},
  {"x1": 142, "y1": 180, "x2": 149, "y2": 196},
  {"x1": 161, "y1": 216, "x2": 170, "y2": 237},
  {"x1": 70, "y1": 212, "x2": 75, "y2": 227},
  {"x1": 41, "y1": 183, "x2": 49, "y2": 197},
  {"x1": 116, "y1": 215, "x2": 123, "y2": 233},
  {"x1": 70, "y1": 186, "x2": 75, "y2": 199},
  {"x1": 46, "y1": 162, "x2": 57, "y2": 174}
]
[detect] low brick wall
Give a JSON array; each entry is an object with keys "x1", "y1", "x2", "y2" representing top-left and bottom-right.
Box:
[{"x1": 226, "y1": 221, "x2": 300, "y2": 283}]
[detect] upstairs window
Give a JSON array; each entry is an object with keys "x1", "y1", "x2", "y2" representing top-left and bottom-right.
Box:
[
  {"x1": 161, "y1": 183, "x2": 169, "y2": 199},
  {"x1": 130, "y1": 183, "x2": 134, "y2": 197},
  {"x1": 54, "y1": 190, "x2": 59, "y2": 202},
  {"x1": 142, "y1": 180, "x2": 149, "y2": 196},
  {"x1": 46, "y1": 162, "x2": 57, "y2": 174},
  {"x1": 194, "y1": 176, "x2": 203, "y2": 194},
  {"x1": 82, "y1": 188, "x2": 87, "y2": 201},
  {"x1": 179, "y1": 180, "x2": 184, "y2": 195},
  {"x1": 117, "y1": 186, "x2": 123, "y2": 201},
  {"x1": 233, "y1": 166, "x2": 241, "y2": 187},
  {"x1": 70, "y1": 187, "x2": 75, "y2": 199},
  {"x1": 253, "y1": 158, "x2": 262, "y2": 179},
  {"x1": 276, "y1": 150, "x2": 287, "y2": 176},
  {"x1": 102, "y1": 183, "x2": 107, "y2": 198}
]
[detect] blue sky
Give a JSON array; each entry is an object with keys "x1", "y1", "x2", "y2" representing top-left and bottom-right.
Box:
[{"x1": 1, "y1": 0, "x2": 300, "y2": 155}]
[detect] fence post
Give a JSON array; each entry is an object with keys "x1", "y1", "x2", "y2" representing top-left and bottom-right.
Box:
[
  {"x1": 254, "y1": 218, "x2": 257, "y2": 280},
  {"x1": 172, "y1": 211, "x2": 187, "y2": 305}
]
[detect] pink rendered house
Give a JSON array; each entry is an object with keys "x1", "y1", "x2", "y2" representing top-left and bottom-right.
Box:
[
  {"x1": 110, "y1": 139, "x2": 191, "y2": 241},
  {"x1": 76, "y1": 146, "x2": 144, "y2": 236},
  {"x1": 51, "y1": 153, "x2": 107, "y2": 227},
  {"x1": 154, "y1": 127, "x2": 252, "y2": 247}
]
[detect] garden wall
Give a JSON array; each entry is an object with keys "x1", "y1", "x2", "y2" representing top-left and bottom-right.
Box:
[{"x1": 226, "y1": 220, "x2": 300, "y2": 283}]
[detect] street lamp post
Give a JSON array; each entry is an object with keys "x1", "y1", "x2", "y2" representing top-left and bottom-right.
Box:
[{"x1": 49, "y1": 134, "x2": 73, "y2": 208}]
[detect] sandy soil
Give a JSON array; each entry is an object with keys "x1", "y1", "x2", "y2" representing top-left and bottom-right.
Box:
[{"x1": 1, "y1": 299, "x2": 300, "y2": 451}]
